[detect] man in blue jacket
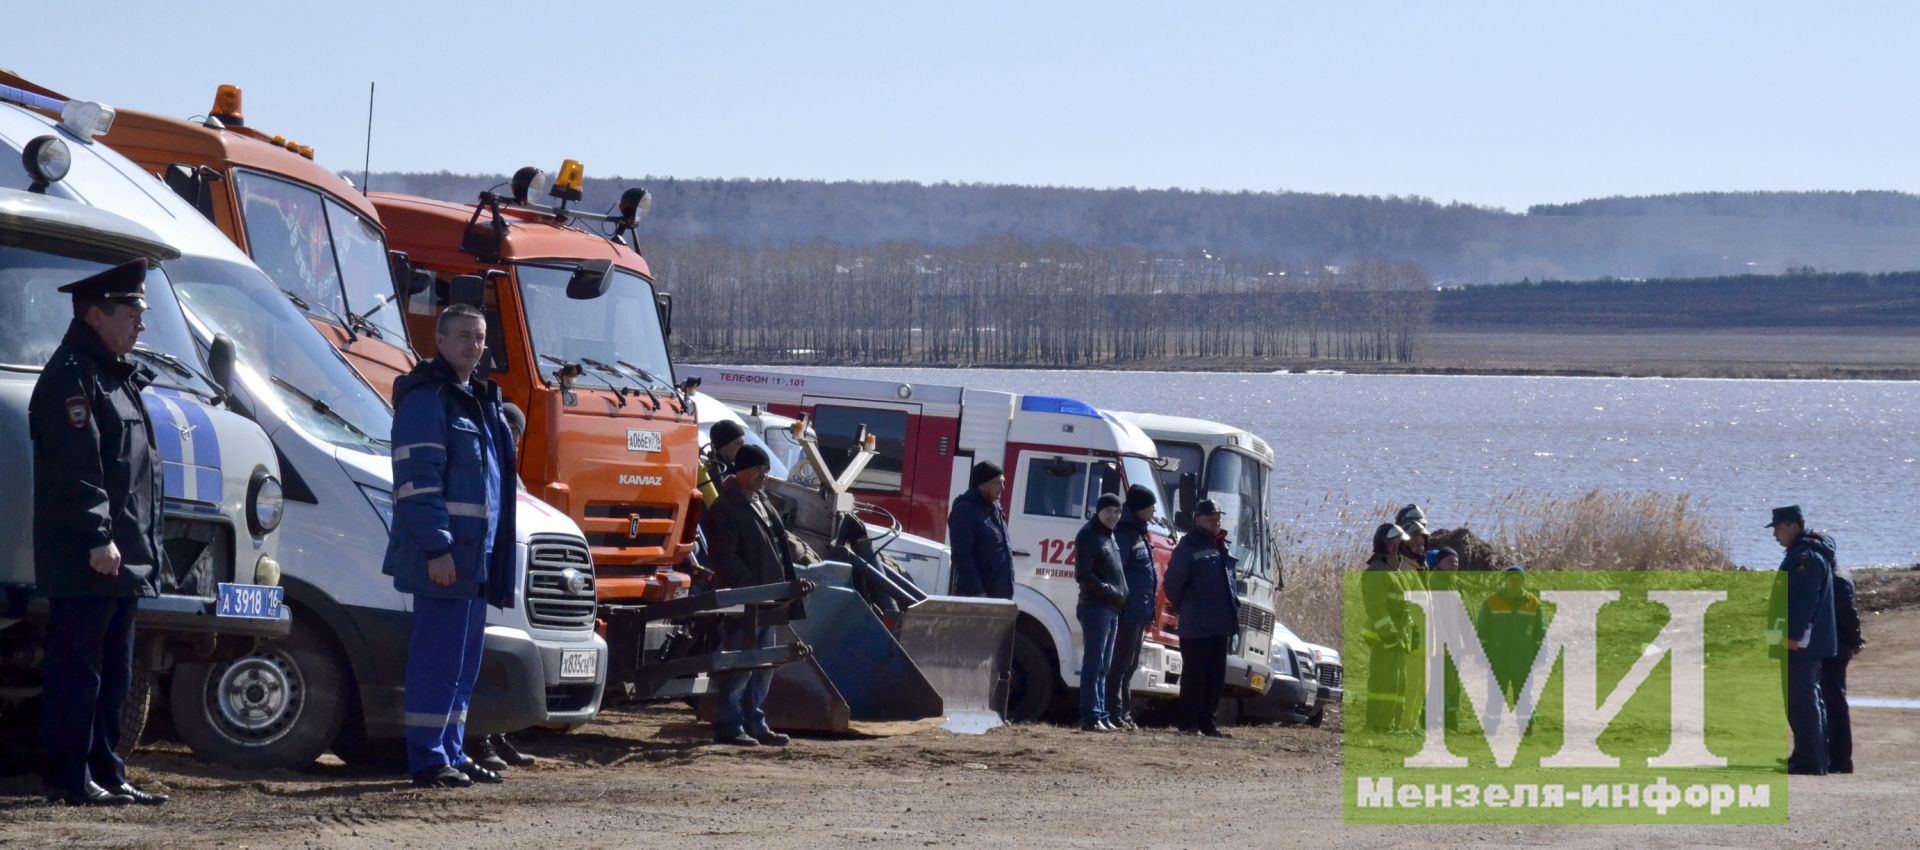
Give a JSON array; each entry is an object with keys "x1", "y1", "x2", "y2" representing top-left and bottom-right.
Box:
[
  {"x1": 1767, "y1": 505, "x2": 1836, "y2": 776},
  {"x1": 947, "y1": 461, "x2": 1014, "y2": 598},
  {"x1": 384, "y1": 304, "x2": 519, "y2": 788},
  {"x1": 1165, "y1": 499, "x2": 1241, "y2": 737},
  {"x1": 1106, "y1": 485, "x2": 1160, "y2": 731}
]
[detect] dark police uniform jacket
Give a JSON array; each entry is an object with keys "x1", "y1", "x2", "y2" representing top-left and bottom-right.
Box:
[
  {"x1": 29, "y1": 320, "x2": 164, "y2": 598},
  {"x1": 1775, "y1": 531, "x2": 1838, "y2": 660}
]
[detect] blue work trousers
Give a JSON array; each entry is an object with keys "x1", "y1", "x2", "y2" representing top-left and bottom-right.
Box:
[{"x1": 405, "y1": 595, "x2": 488, "y2": 774}]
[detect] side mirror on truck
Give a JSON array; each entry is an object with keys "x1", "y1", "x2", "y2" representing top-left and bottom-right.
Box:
[
  {"x1": 449, "y1": 275, "x2": 486, "y2": 309},
  {"x1": 206, "y1": 333, "x2": 237, "y2": 405},
  {"x1": 655, "y1": 291, "x2": 673, "y2": 337},
  {"x1": 390, "y1": 251, "x2": 433, "y2": 296},
  {"x1": 566, "y1": 259, "x2": 613, "y2": 300}
]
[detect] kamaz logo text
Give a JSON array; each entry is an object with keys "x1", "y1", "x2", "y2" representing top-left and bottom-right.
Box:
[{"x1": 619, "y1": 474, "x2": 664, "y2": 487}]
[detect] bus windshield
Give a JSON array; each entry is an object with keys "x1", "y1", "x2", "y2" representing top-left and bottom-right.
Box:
[{"x1": 1206, "y1": 448, "x2": 1272, "y2": 581}]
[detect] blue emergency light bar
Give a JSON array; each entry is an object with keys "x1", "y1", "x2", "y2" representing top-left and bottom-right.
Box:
[
  {"x1": 0, "y1": 83, "x2": 115, "y2": 138},
  {"x1": 1020, "y1": 395, "x2": 1102, "y2": 418}
]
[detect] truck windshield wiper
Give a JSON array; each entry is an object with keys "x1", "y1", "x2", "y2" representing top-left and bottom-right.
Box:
[
  {"x1": 540, "y1": 354, "x2": 625, "y2": 407},
  {"x1": 268, "y1": 374, "x2": 384, "y2": 444},
  {"x1": 614, "y1": 359, "x2": 676, "y2": 393},
  {"x1": 280, "y1": 288, "x2": 380, "y2": 343},
  {"x1": 581, "y1": 357, "x2": 651, "y2": 401},
  {"x1": 359, "y1": 290, "x2": 398, "y2": 322}
]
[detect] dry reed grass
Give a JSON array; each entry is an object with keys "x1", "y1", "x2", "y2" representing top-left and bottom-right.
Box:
[{"x1": 1272, "y1": 490, "x2": 1735, "y2": 648}]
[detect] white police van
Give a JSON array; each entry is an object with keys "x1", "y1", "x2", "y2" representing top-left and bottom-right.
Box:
[
  {"x1": 0, "y1": 88, "x2": 607, "y2": 769},
  {"x1": 0, "y1": 96, "x2": 288, "y2": 761}
]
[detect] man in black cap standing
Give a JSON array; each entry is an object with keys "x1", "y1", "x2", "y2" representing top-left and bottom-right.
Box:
[
  {"x1": 947, "y1": 461, "x2": 1014, "y2": 598},
  {"x1": 1825, "y1": 549, "x2": 1864, "y2": 774},
  {"x1": 701, "y1": 444, "x2": 805, "y2": 746},
  {"x1": 1106, "y1": 484, "x2": 1160, "y2": 731},
  {"x1": 1165, "y1": 499, "x2": 1241, "y2": 737},
  {"x1": 1767, "y1": 505, "x2": 1837, "y2": 775},
  {"x1": 30, "y1": 260, "x2": 170, "y2": 806}
]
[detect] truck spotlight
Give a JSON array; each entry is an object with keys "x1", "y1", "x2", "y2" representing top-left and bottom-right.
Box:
[
  {"x1": 510, "y1": 166, "x2": 547, "y2": 204},
  {"x1": 297, "y1": 145, "x2": 314, "y2": 159},
  {"x1": 618, "y1": 187, "x2": 652, "y2": 223},
  {"x1": 550, "y1": 159, "x2": 585, "y2": 202},
  {"x1": 210, "y1": 84, "x2": 245, "y2": 127},
  {"x1": 22, "y1": 136, "x2": 71, "y2": 192}
]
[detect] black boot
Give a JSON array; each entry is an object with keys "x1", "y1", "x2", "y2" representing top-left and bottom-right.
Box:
[
  {"x1": 492, "y1": 734, "x2": 536, "y2": 768},
  {"x1": 469, "y1": 736, "x2": 509, "y2": 772}
]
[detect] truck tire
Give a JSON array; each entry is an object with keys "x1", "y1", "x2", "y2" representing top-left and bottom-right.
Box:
[
  {"x1": 1005, "y1": 632, "x2": 1057, "y2": 723},
  {"x1": 113, "y1": 667, "x2": 154, "y2": 758},
  {"x1": 171, "y1": 618, "x2": 347, "y2": 770}
]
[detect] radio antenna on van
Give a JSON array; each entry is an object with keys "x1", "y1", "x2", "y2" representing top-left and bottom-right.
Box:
[{"x1": 360, "y1": 82, "x2": 375, "y2": 192}]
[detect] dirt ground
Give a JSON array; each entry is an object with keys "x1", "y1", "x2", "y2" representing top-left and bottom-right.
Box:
[{"x1": 4, "y1": 610, "x2": 1917, "y2": 849}]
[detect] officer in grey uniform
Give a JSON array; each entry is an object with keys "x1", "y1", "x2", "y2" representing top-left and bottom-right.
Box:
[
  {"x1": 30, "y1": 260, "x2": 170, "y2": 806},
  {"x1": 1767, "y1": 505, "x2": 1837, "y2": 776}
]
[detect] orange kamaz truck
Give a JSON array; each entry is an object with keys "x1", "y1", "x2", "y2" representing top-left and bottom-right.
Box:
[{"x1": 373, "y1": 166, "x2": 791, "y2": 700}]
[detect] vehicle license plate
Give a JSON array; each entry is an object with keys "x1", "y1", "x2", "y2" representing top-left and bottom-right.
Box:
[
  {"x1": 560, "y1": 649, "x2": 598, "y2": 679},
  {"x1": 216, "y1": 583, "x2": 285, "y2": 619},
  {"x1": 626, "y1": 429, "x2": 662, "y2": 452}
]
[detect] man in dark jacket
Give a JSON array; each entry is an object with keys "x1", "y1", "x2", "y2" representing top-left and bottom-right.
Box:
[
  {"x1": 698, "y1": 418, "x2": 748, "y2": 507},
  {"x1": 947, "y1": 461, "x2": 1014, "y2": 598},
  {"x1": 1106, "y1": 485, "x2": 1160, "y2": 731},
  {"x1": 1074, "y1": 493, "x2": 1127, "y2": 732},
  {"x1": 1767, "y1": 505, "x2": 1837, "y2": 776},
  {"x1": 384, "y1": 304, "x2": 519, "y2": 788},
  {"x1": 701, "y1": 445, "x2": 805, "y2": 746},
  {"x1": 1165, "y1": 499, "x2": 1241, "y2": 737},
  {"x1": 30, "y1": 261, "x2": 169, "y2": 807},
  {"x1": 1816, "y1": 534, "x2": 1864, "y2": 774}
]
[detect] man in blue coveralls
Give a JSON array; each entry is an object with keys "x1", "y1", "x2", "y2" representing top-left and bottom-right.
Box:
[{"x1": 384, "y1": 304, "x2": 518, "y2": 788}]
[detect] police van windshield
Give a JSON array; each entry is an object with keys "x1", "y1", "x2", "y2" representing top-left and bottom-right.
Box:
[
  {"x1": 168, "y1": 255, "x2": 393, "y2": 452},
  {"x1": 0, "y1": 244, "x2": 216, "y2": 398},
  {"x1": 233, "y1": 170, "x2": 408, "y2": 344},
  {"x1": 517, "y1": 262, "x2": 673, "y2": 391}
]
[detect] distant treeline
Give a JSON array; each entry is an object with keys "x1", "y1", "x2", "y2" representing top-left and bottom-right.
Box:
[
  {"x1": 364, "y1": 171, "x2": 1920, "y2": 284},
  {"x1": 1435, "y1": 271, "x2": 1920, "y2": 329},
  {"x1": 649, "y1": 238, "x2": 1433, "y2": 366}
]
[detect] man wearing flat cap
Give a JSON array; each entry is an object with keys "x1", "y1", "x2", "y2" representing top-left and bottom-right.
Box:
[
  {"x1": 1767, "y1": 505, "x2": 1837, "y2": 775},
  {"x1": 29, "y1": 259, "x2": 170, "y2": 806},
  {"x1": 947, "y1": 460, "x2": 1014, "y2": 599}
]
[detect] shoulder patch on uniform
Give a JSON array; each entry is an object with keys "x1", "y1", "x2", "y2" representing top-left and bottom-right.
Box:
[{"x1": 64, "y1": 395, "x2": 89, "y2": 430}]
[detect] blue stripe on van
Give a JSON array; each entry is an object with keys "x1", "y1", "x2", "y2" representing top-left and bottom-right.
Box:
[
  {"x1": 143, "y1": 390, "x2": 188, "y2": 499},
  {"x1": 145, "y1": 387, "x2": 224, "y2": 504}
]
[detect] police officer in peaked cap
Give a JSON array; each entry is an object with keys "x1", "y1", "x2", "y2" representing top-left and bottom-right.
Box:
[
  {"x1": 29, "y1": 259, "x2": 170, "y2": 806},
  {"x1": 1767, "y1": 505, "x2": 1837, "y2": 776}
]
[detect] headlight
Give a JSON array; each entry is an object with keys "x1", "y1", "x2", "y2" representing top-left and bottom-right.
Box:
[
  {"x1": 358, "y1": 484, "x2": 395, "y2": 530},
  {"x1": 247, "y1": 471, "x2": 284, "y2": 535}
]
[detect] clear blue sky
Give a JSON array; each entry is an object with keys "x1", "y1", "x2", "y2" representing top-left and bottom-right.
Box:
[{"x1": 8, "y1": 1, "x2": 1915, "y2": 210}]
